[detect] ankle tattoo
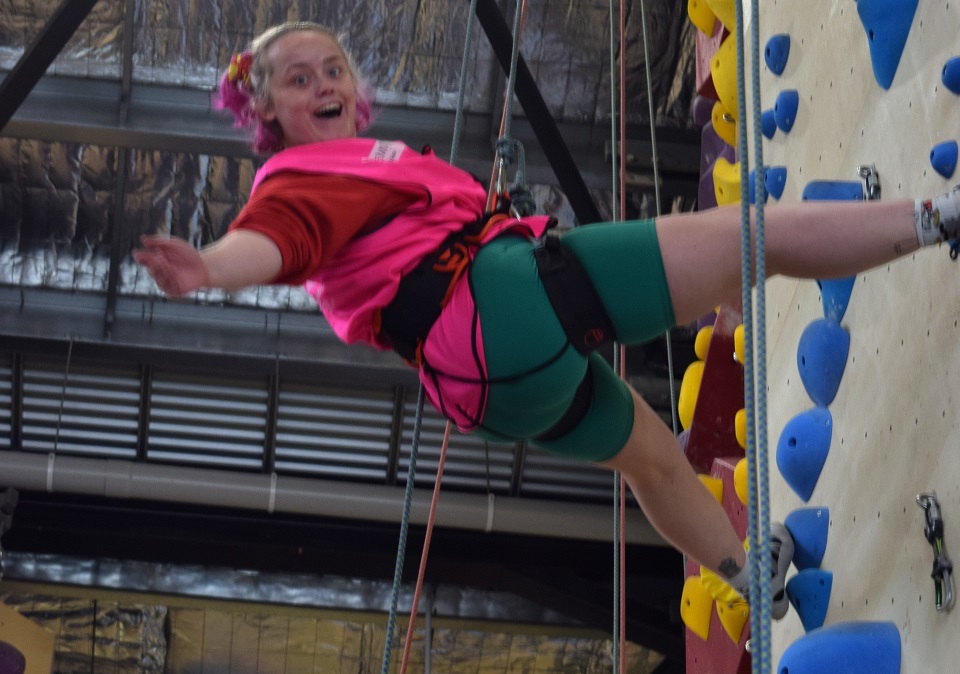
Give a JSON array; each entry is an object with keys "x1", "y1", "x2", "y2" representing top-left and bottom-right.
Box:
[{"x1": 719, "y1": 557, "x2": 742, "y2": 579}]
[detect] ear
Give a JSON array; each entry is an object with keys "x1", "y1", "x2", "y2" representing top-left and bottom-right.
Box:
[{"x1": 255, "y1": 97, "x2": 277, "y2": 123}]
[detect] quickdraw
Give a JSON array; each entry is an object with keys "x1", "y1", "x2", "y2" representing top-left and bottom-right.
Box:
[{"x1": 916, "y1": 492, "x2": 955, "y2": 612}]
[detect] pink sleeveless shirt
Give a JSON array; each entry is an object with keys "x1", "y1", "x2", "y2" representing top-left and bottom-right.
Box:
[{"x1": 251, "y1": 139, "x2": 552, "y2": 431}]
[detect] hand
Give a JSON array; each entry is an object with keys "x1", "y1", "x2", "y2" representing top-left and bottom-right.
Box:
[{"x1": 133, "y1": 235, "x2": 211, "y2": 297}]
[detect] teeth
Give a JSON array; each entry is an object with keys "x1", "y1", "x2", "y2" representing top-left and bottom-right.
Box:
[{"x1": 315, "y1": 103, "x2": 342, "y2": 118}]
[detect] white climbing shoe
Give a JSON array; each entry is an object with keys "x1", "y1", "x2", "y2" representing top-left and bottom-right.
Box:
[{"x1": 771, "y1": 521, "x2": 795, "y2": 620}]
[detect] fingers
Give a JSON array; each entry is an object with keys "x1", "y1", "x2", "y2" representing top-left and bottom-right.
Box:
[{"x1": 133, "y1": 235, "x2": 188, "y2": 297}]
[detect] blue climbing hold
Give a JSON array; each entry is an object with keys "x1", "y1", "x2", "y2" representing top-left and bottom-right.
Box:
[
  {"x1": 930, "y1": 140, "x2": 959, "y2": 179},
  {"x1": 817, "y1": 276, "x2": 856, "y2": 323},
  {"x1": 764, "y1": 34, "x2": 791, "y2": 76},
  {"x1": 943, "y1": 56, "x2": 960, "y2": 95},
  {"x1": 776, "y1": 407, "x2": 832, "y2": 503},
  {"x1": 761, "y1": 109, "x2": 777, "y2": 140},
  {"x1": 786, "y1": 569, "x2": 833, "y2": 632},
  {"x1": 802, "y1": 181, "x2": 864, "y2": 201},
  {"x1": 803, "y1": 184, "x2": 859, "y2": 323},
  {"x1": 856, "y1": 0, "x2": 919, "y2": 89},
  {"x1": 765, "y1": 166, "x2": 787, "y2": 200},
  {"x1": 778, "y1": 622, "x2": 901, "y2": 674},
  {"x1": 798, "y1": 318, "x2": 850, "y2": 406},
  {"x1": 773, "y1": 90, "x2": 799, "y2": 133},
  {"x1": 749, "y1": 166, "x2": 787, "y2": 204},
  {"x1": 785, "y1": 507, "x2": 830, "y2": 570}
]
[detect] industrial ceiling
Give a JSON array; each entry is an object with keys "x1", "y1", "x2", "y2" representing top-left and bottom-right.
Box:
[{"x1": 0, "y1": 1, "x2": 702, "y2": 671}]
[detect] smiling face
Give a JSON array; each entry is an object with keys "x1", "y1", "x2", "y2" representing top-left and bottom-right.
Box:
[{"x1": 257, "y1": 31, "x2": 359, "y2": 147}]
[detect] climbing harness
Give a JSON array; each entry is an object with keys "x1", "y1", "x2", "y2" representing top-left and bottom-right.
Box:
[
  {"x1": 379, "y1": 209, "x2": 510, "y2": 363},
  {"x1": 916, "y1": 492, "x2": 955, "y2": 612}
]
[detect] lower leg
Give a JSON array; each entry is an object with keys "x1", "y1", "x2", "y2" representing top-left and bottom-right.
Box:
[
  {"x1": 658, "y1": 199, "x2": 919, "y2": 325},
  {"x1": 599, "y1": 389, "x2": 794, "y2": 612},
  {"x1": 599, "y1": 389, "x2": 747, "y2": 579}
]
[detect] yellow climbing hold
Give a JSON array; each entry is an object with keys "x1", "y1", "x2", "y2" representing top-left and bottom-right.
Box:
[
  {"x1": 678, "y1": 360, "x2": 706, "y2": 430},
  {"x1": 695, "y1": 325, "x2": 713, "y2": 360},
  {"x1": 734, "y1": 457, "x2": 749, "y2": 504},
  {"x1": 735, "y1": 408, "x2": 747, "y2": 449},
  {"x1": 712, "y1": 100, "x2": 737, "y2": 148},
  {"x1": 681, "y1": 575, "x2": 714, "y2": 640},
  {"x1": 713, "y1": 157, "x2": 741, "y2": 206},
  {"x1": 700, "y1": 566, "x2": 743, "y2": 607},
  {"x1": 705, "y1": 0, "x2": 736, "y2": 32},
  {"x1": 687, "y1": 0, "x2": 718, "y2": 35},
  {"x1": 717, "y1": 597, "x2": 750, "y2": 644},
  {"x1": 699, "y1": 474, "x2": 724, "y2": 503},
  {"x1": 734, "y1": 323, "x2": 745, "y2": 364},
  {"x1": 710, "y1": 33, "x2": 740, "y2": 124}
]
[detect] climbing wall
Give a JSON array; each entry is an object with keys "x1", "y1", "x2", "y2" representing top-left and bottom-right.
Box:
[
  {"x1": 682, "y1": 0, "x2": 960, "y2": 671},
  {"x1": 750, "y1": 0, "x2": 960, "y2": 671}
]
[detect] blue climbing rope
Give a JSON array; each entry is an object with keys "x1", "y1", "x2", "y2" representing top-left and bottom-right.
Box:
[
  {"x1": 449, "y1": 0, "x2": 481, "y2": 166},
  {"x1": 380, "y1": 386, "x2": 426, "y2": 674},
  {"x1": 380, "y1": 3, "x2": 480, "y2": 670},
  {"x1": 733, "y1": 2, "x2": 772, "y2": 673},
  {"x1": 500, "y1": 0, "x2": 524, "y2": 149}
]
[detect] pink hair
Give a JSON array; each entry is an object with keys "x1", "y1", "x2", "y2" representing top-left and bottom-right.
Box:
[{"x1": 214, "y1": 25, "x2": 375, "y2": 155}]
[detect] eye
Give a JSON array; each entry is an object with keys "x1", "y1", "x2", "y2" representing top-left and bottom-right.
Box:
[
  {"x1": 328, "y1": 66, "x2": 342, "y2": 78},
  {"x1": 293, "y1": 74, "x2": 309, "y2": 86}
]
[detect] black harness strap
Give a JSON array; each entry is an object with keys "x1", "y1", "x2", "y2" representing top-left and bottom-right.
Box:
[
  {"x1": 380, "y1": 213, "x2": 492, "y2": 362},
  {"x1": 532, "y1": 235, "x2": 616, "y2": 355},
  {"x1": 533, "y1": 359, "x2": 595, "y2": 441}
]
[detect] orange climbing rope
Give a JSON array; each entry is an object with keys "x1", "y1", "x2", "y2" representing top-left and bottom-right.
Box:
[
  {"x1": 398, "y1": 421, "x2": 451, "y2": 674},
  {"x1": 616, "y1": 0, "x2": 628, "y2": 669},
  {"x1": 395, "y1": 3, "x2": 531, "y2": 672}
]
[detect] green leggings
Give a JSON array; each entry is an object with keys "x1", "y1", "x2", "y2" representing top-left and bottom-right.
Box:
[{"x1": 470, "y1": 218, "x2": 675, "y2": 462}]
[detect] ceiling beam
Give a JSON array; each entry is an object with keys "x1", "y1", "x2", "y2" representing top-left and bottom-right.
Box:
[
  {"x1": 1, "y1": 74, "x2": 700, "y2": 201},
  {"x1": 0, "y1": 0, "x2": 100, "y2": 132},
  {"x1": 474, "y1": 0, "x2": 601, "y2": 224}
]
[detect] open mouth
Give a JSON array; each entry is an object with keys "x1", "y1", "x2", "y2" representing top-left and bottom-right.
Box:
[{"x1": 314, "y1": 103, "x2": 343, "y2": 119}]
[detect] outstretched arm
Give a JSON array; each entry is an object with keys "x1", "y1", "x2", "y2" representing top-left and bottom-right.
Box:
[{"x1": 134, "y1": 230, "x2": 283, "y2": 297}]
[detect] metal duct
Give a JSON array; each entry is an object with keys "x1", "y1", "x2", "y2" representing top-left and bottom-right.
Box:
[{"x1": 0, "y1": 451, "x2": 665, "y2": 546}]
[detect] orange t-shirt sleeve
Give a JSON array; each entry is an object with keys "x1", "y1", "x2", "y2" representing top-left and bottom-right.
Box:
[{"x1": 229, "y1": 173, "x2": 425, "y2": 285}]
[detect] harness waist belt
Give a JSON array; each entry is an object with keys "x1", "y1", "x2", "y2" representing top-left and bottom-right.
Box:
[{"x1": 379, "y1": 212, "x2": 502, "y2": 362}]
